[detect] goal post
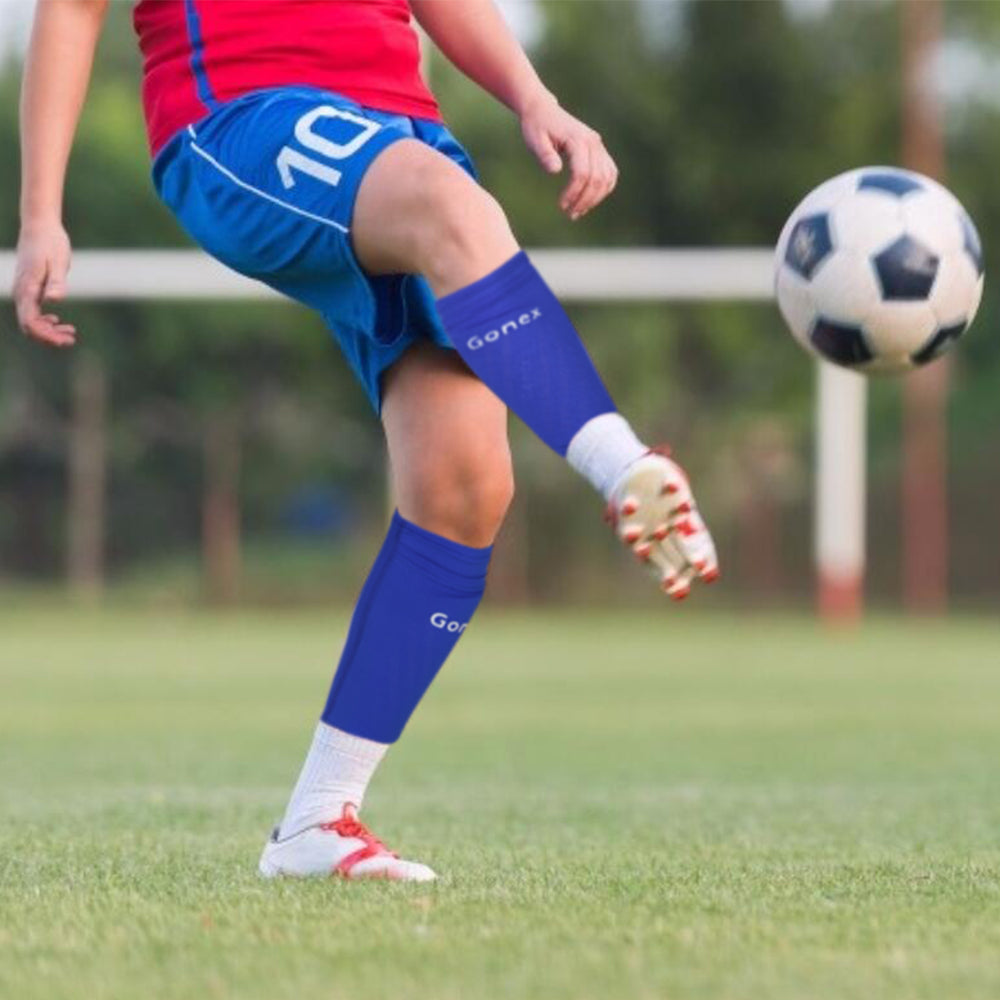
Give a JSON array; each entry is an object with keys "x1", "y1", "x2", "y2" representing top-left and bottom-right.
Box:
[
  {"x1": 815, "y1": 363, "x2": 866, "y2": 621},
  {"x1": 0, "y1": 247, "x2": 866, "y2": 618}
]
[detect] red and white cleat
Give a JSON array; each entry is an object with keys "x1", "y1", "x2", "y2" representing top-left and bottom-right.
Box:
[
  {"x1": 606, "y1": 447, "x2": 719, "y2": 600},
  {"x1": 258, "y1": 804, "x2": 437, "y2": 882}
]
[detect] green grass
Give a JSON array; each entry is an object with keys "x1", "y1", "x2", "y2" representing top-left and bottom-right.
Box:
[{"x1": 1, "y1": 609, "x2": 999, "y2": 1000}]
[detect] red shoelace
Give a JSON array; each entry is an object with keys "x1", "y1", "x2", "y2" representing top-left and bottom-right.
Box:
[{"x1": 320, "y1": 809, "x2": 398, "y2": 875}]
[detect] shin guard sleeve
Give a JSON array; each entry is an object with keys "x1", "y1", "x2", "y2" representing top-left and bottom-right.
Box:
[
  {"x1": 436, "y1": 251, "x2": 616, "y2": 455},
  {"x1": 322, "y1": 512, "x2": 492, "y2": 743}
]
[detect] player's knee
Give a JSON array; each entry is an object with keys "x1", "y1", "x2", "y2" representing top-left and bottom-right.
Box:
[
  {"x1": 444, "y1": 454, "x2": 514, "y2": 545},
  {"x1": 418, "y1": 172, "x2": 517, "y2": 288},
  {"x1": 476, "y1": 458, "x2": 516, "y2": 535},
  {"x1": 407, "y1": 451, "x2": 514, "y2": 547}
]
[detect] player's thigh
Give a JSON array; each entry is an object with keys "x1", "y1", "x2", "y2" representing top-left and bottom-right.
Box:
[
  {"x1": 352, "y1": 139, "x2": 518, "y2": 292},
  {"x1": 381, "y1": 343, "x2": 513, "y2": 545}
]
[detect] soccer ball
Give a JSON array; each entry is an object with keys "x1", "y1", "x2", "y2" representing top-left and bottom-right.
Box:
[{"x1": 775, "y1": 166, "x2": 984, "y2": 373}]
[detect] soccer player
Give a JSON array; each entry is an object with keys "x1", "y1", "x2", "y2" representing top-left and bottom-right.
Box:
[{"x1": 15, "y1": 0, "x2": 719, "y2": 881}]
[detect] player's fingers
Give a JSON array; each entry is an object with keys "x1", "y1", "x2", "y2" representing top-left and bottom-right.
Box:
[
  {"x1": 573, "y1": 140, "x2": 617, "y2": 217},
  {"x1": 42, "y1": 248, "x2": 70, "y2": 302},
  {"x1": 41, "y1": 313, "x2": 77, "y2": 333},
  {"x1": 22, "y1": 313, "x2": 77, "y2": 347},
  {"x1": 571, "y1": 171, "x2": 605, "y2": 219},
  {"x1": 606, "y1": 154, "x2": 620, "y2": 195},
  {"x1": 527, "y1": 126, "x2": 564, "y2": 175},
  {"x1": 593, "y1": 149, "x2": 620, "y2": 208},
  {"x1": 559, "y1": 137, "x2": 593, "y2": 218},
  {"x1": 34, "y1": 313, "x2": 76, "y2": 340},
  {"x1": 14, "y1": 271, "x2": 45, "y2": 332}
]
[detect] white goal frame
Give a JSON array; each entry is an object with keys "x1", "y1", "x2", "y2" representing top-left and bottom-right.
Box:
[{"x1": 0, "y1": 247, "x2": 865, "y2": 618}]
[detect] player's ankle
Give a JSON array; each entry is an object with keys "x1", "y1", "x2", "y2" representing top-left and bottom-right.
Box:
[
  {"x1": 566, "y1": 413, "x2": 648, "y2": 500},
  {"x1": 278, "y1": 723, "x2": 388, "y2": 839}
]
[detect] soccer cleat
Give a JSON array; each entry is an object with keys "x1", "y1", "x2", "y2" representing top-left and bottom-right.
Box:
[
  {"x1": 606, "y1": 447, "x2": 719, "y2": 599},
  {"x1": 258, "y1": 804, "x2": 437, "y2": 882}
]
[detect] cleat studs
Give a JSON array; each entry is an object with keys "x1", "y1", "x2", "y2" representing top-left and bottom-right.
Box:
[
  {"x1": 634, "y1": 542, "x2": 653, "y2": 561},
  {"x1": 669, "y1": 587, "x2": 691, "y2": 602},
  {"x1": 620, "y1": 497, "x2": 639, "y2": 516},
  {"x1": 652, "y1": 524, "x2": 669, "y2": 541},
  {"x1": 661, "y1": 574, "x2": 677, "y2": 591},
  {"x1": 622, "y1": 525, "x2": 643, "y2": 544},
  {"x1": 661, "y1": 481, "x2": 680, "y2": 496},
  {"x1": 702, "y1": 567, "x2": 720, "y2": 584},
  {"x1": 672, "y1": 502, "x2": 692, "y2": 516}
]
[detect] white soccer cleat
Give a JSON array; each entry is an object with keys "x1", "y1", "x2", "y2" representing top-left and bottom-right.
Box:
[
  {"x1": 258, "y1": 804, "x2": 437, "y2": 882},
  {"x1": 606, "y1": 447, "x2": 719, "y2": 600}
]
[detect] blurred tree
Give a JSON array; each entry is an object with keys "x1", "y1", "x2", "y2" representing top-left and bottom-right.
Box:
[
  {"x1": 0, "y1": 0, "x2": 997, "y2": 606},
  {"x1": 0, "y1": 9, "x2": 381, "y2": 597}
]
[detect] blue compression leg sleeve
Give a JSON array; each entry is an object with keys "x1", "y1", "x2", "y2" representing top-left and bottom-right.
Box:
[
  {"x1": 435, "y1": 251, "x2": 617, "y2": 455},
  {"x1": 322, "y1": 511, "x2": 492, "y2": 744}
]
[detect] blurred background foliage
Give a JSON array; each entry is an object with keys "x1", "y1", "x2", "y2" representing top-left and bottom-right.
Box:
[{"x1": 0, "y1": 0, "x2": 997, "y2": 607}]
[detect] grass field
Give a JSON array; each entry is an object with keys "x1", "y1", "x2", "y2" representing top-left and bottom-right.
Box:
[{"x1": 1, "y1": 608, "x2": 998, "y2": 1000}]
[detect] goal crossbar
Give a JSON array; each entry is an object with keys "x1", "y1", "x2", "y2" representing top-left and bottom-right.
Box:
[{"x1": 0, "y1": 248, "x2": 775, "y2": 301}]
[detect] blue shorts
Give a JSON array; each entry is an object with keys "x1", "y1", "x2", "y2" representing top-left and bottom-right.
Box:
[{"x1": 152, "y1": 86, "x2": 476, "y2": 412}]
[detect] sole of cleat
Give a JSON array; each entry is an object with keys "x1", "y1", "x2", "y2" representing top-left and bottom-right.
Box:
[{"x1": 609, "y1": 452, "x2": 719, "y2": 599}]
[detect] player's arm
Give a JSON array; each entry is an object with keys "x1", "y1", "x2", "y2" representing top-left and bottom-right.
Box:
[
  {"x1": 14, "y1": 0, "x2": 110, "y2": 347},
  {"x1": 410, "y1": 0, "x2": 617, "y2": 221}
]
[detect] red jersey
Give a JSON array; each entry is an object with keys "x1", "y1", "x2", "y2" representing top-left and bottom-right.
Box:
[{"x1": 133, "y1": 0, "x2": 441, "y2": 156}]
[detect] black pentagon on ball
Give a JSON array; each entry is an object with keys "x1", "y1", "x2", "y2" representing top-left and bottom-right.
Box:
[
  {"x1": 810, "y1": 318, "x2": 874, "y2": 367},
  {"x1": 784, "y1": 213, "x2": 833, "y2": 280},
  {"x1": 857, "y1": 170, "x2": 924, "y2": 198},
  {"x1": 873, "y1": 235, "x2": 939, "y2": 300},
  {"x1": 911, "y1": 321, "x2": 968, "y2": 366},
  {"x1": 961, "y1": 213, "x2": 985, "y2": 276}
]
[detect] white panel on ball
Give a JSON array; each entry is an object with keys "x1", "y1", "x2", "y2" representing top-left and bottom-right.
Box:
[
  {"x1": 829, "y1": 191, "x2": 902, "y2": 255},
  {"x1": 809, "y1": 249, "x2": 881, "y2": 323},
  {"x1": 901, "y1": 192, "x2": 964, "y2": 256},
  {"x1": 929, "y1": 254, "x2": 981, "y2": 328}
]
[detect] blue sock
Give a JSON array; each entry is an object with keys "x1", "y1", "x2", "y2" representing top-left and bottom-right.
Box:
[
  {"x1": 322, "y1": 511, "x2": 492, "y2": 744},
  {"x1": 435, "y1": 251, "x2": 617, "y2": 455}
]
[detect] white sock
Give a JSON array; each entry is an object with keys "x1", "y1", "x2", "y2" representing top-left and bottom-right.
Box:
[
  {"x1": 278, "y1": 722, "x2": 388, "y2": 838},
  {"x1": 566, "y1": 413, "x2": 647, "y2": 500}
]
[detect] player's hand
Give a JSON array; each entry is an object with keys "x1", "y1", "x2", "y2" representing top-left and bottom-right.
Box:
[
  {"x1": 520, "y1": 92, "x2": 618, "y2": 221},
  {"x1": 13, "y1": 221, "x2": 77, "y2": 348}
]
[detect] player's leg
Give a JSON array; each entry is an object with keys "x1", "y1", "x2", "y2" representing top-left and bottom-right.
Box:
[
  {"x1": 353, "y1": 140, "x2": 718, "y2": 597},
  {"x1": 262, "y1": 344, "x2": 511, "y2": 880},
  {"x1": 150, "y1": 92, "x2": 514, "y2": 880}
]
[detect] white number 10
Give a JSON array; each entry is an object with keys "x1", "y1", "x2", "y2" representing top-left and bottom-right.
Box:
[{"x1": 276, "y1": 106, "x2": 381, "y2": 190}]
